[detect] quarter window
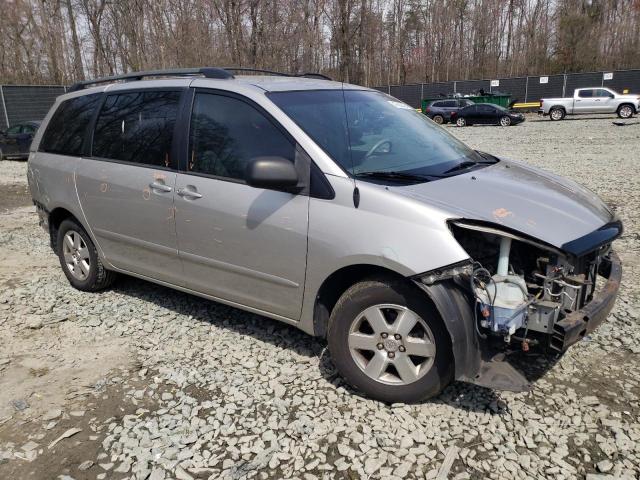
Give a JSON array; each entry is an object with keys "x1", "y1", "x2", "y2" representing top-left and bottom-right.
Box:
[
  {"x1": 92, "y1": 90, "x2": 181, "y2": 167},
  {"x1": 40, "y1": 94, "x2": 100, "y2": 156},
  {"x1": 188, "y1": 93, "x2": 295, "y2": 181}
]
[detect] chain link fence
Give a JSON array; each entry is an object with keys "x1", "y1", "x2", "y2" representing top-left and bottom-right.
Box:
[
  {"x1": 374, "y1": 69, "x2": 640, "y2": 108},
  {"x1": 0, "y1": 85, "x2": 66, "y2": 131}
]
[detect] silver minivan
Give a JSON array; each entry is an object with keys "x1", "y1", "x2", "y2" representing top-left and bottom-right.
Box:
[{"x1": 28, "y1": 68, "x2": 622, "y2": 403}]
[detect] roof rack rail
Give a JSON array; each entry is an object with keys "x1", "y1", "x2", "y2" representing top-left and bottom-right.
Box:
[
  {"x1": 68, "y1": 66, "x2": 333, "y2": 92},
  {"x1": 224, "y1": 67, "x2": 332, "y2": 81},
  {"x1": 68, "y1": 67, "x2": 234, "y2": 92}
]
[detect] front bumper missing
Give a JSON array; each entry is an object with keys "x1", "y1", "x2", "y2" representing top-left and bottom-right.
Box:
[{"x1": 550, "y1": 251, "x2": 622, "y2": 351}]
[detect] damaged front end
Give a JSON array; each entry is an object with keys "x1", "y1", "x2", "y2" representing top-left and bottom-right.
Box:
[{"x1": 413, "y1": 219, "x2": 622, "y2": 392}]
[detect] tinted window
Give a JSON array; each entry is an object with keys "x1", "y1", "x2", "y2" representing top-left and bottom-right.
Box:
[
  {"x1": 578, "y1": 89, "x2": 594, "y2": 98},
  {"x1": 92, "y1": 91, "x2": 181, "y2": 167},
  {"x1": 22, "y1": 124, "x2": 37, "y2": 134},
  {"x1": 595, "y1": 89, "x2": 612, "y2": 98},
  {"x1": 6, "y1": 125, "x2": 21, "y2": 135},
  {"x1": 270, "y1": 90, "x2": 481, "y2": 176},
  {"x1": 188, "y1": 93, "x2": 295, "y2": 181},
  {"x1": 40, "y1": 94, "x2": 100, "y2": 155},
  {"x1": 442, "y1": 100, "x2": 457, "y2": 107},
  {"x1": 459, "y1": 100, "x2": 474, "y2": 107},
  {"x1": 478, "y1": 104, "x2": 494, "y2": 112}
]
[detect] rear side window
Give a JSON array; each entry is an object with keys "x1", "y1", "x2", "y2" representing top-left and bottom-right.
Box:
[
  {"x1": 578, "y1": 89, "x2": 594, "y2": 98},
  {"x1": 431, "y1": 101, "x2": 443, "y2": 107},
  {"x1": 442, "y1": 100, "x2": 457, "y2": 107},
  {"x1": 188, "y1": 92, "x2": 295, "y2": 181},
  {"x1": 39, "y1": 94, "x2": 100, "y2": 155},
  {"x1": 92, "y1": 90, "x2": 181, "y2": 167}
]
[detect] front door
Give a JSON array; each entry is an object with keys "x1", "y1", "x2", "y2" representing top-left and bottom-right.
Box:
[
  {"x1": 174, "y1": 90, "x2": 309, "y2": 320},
  {"x1": 575, "y1": 89, "x2": 598, "y2": 113},
  {"x1": 76, "y1": 89, "x2": 184, "y2": 285}
]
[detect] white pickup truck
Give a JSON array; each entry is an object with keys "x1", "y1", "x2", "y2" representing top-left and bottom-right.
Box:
[{"x1": 538, "y1": 87, "x2": 640, "y2": 121}]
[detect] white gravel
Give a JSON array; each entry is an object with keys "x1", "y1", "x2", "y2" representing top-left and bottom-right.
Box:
[{"x1": 0, "y1": 115, "x2": 639, "y2": 479}]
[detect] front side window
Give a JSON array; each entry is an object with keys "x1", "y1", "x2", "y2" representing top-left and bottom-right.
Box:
[
  {"x1": 92, "y1": 90, "x2": 181, "y2": 167},
  {"x1": 188, "y1": 92, "x2": 295, "y2": 181},
  {"x1": 595, "y1": 89, "x2": 613, "y2": 98},
  {"x1": 40, "y1": 94, "x2": 101, "y2": 156},
  {"x1": 270, "y1": 90, "x2": 482, "y2": 177}
]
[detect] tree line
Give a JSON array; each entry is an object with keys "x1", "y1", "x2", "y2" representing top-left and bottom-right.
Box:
[{"x1": 1, "y1": 0, "x2": 639, "y2": 87}]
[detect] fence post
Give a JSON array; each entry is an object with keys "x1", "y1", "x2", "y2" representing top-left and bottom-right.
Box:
[
  {"x1": 453, "y1": 81, "x2": 457, "y2": 94},
  {"x1": 562, "y1": 74, "x2": 567, "y2": 97},
  {"x1": 421, "y1": 83, "x2": 424, "y2": 101},
  {"x1": 524, "y1": 77, "x2": 529, "y2": 103},
  {"x1": 0, "y1": 86, "x2": 9, "y2": 129}
]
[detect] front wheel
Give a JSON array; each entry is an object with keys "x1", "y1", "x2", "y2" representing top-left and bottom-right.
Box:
[
  {"x1": 456, "y1": 117, "x2": 467, "y2": 127},
  {"x1": 617, "y1": 104, "x2": 634, "y2": 119},
  {"x1": 327, "y1": 277, "x2": 453, "y2": 403},
  {"x1": 499, "y1": 115, "x2": 512, "y2": 127}
]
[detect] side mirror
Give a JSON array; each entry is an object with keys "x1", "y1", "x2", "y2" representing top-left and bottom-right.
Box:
[{"x1": 245, "y1": 156, "x2": 299, "y2": 190}]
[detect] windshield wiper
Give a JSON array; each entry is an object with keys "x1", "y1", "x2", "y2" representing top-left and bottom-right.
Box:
[
  {"x1": 440, "y1": 154, "x2": 499, "y2": 175},
  {"x1": 354, "y1": 171, "x2": 432, "y2": 182},
  {"x1": 440, "y1": 160, "x2": 478, "y2": 175}
]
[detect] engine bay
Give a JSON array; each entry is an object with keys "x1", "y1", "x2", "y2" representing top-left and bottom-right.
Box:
[{"x1": 448, "y1": 221, "x2": 607, "y2": 350}]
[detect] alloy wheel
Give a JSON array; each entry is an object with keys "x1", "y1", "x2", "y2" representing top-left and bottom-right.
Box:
[
  {"x1": 348, "y1": 304, "x2": 436, "y2": 385},
  {"x1": 619, "y1": 106, "x2": 633, "y2": 118},
  {"x1": 62, "y1": 230, "x2": 91, "y2": 281},
  {"x1": 551, "y1": 109, "x2": 563, "y2": 120},
  {"x1": 500, "y1": 116, "x2": 511, "y2": 126}
]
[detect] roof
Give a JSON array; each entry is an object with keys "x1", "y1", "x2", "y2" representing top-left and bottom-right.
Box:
[{"x1": 234, "y1": 75, "x2": 365, "y2": 92}]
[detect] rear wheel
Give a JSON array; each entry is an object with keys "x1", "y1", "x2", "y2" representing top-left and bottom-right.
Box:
[
  {"x1": 550, "y1": 107, "x2": 565, "y2": 121},
  {"x1": 617, "y1": 104, "x2": 634, "y2": 119},
  {"x1": 499, "y1": 115, "x2": 512, "y2": 127},
  {"x1": 432, "y1": 114, "x2": 444, "y2": 125},
  {"x1": 327, "y1": 276, "x2": 453, "y2": 403},
  {"x1": 456, "y1": 117, "x2": 467, "y2": 127},
  {"x1": 56, "y1": 219, "x2": 116, "y2": 291}
]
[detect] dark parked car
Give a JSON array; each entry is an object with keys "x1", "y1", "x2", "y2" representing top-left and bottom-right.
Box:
[
  {"x1": 424, "y1": 98, "x2": 474, "y2": 124},
  {"x1": 0, "y1": 121, "x2": 40, "y2": 160},
  {"x1": 452, "y1": 104, "x2": 524, "y2": 127}
]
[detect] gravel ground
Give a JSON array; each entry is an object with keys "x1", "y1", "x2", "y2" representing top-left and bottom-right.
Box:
[{"x1": 0, "y1": 115, "x2": 639, "y2": 480}]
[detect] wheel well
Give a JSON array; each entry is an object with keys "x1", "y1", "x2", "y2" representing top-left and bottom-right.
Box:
[
  {"x1": 550, "y1": 105, "x2": 565, "y2": 112},
  {"x1": 312, "y1": 264, "x2": 407, "y2": 338},
  {"x1": 48, "y1": 207, "x2": 76, "y2": 250},
  {"x1": 617, "y1": 102, "x2": 636, "y2": 113}
]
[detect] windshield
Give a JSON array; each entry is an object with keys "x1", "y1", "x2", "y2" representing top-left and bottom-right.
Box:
[{"x1": 268, "y1": 90, "x2": 483, "y2": 177}]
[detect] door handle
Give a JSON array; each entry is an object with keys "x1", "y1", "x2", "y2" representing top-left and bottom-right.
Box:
[
  {"x1": 149, "y1": 182, "x2": 172, "y2": 192},
  {"x1": 177, "y1": 187, "x2": 202, "y2": 199}
]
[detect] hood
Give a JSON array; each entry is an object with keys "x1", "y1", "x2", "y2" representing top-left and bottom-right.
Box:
[{"x1": 393, "y1": 159, "x2": 614, "y2": 248}]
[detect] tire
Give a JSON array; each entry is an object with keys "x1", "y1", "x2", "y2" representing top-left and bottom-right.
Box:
[
  {"x1": 617, "y1": 104, "x2": 634, "y2": 119},
  {"x1": 432, "y1": 115, "x2": 444, "y2": 125},
  {"x1": 327, "y1": 276, "x2": 454, "y2": 403},
  {"x1": 456, "y1": 117, "x2": 467, "y2": 127},
  {"x1": 549, "y1": 107, "x2": 565, "y2": 121},
  {"x1": 499, "y1": 115, "x2": 511, "y2": 127},
  {"x1": 56, "y1": 218, "x2": 116, "y2": 291}
]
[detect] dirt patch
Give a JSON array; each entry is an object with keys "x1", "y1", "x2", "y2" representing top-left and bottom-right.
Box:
[
  {"x1": 0, "y1": 371, "x2": 158, "y2": 480},
  {"x1": 0, "y1": 183, "x2": 31, "y2": 213}
]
